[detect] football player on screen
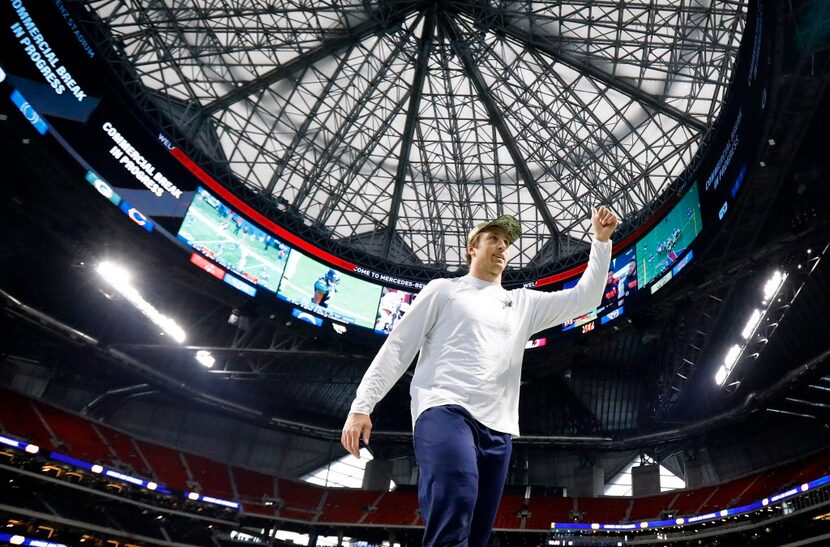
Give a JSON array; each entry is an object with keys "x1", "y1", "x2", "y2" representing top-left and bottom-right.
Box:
[
  {"x1": 312, "y1": 269, "x2": 341, "y2": 308},
  {"x1": 601, "y1": 269, "x2": 621, "y2": 309},
  {"x1": 620, "y1": 259, "x2": 638, "y2": 297},
  {"x1": 376, "y1": 290, "x2": 412, "y2": 333}
]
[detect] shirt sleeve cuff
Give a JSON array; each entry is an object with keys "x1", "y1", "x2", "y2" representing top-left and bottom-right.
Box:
[
  {"x1": 592, "y1": 238, "x2": 613, "y2": 248},
  {"x1": 349, "y1": 400, "x2": 373, "y2": 416}
]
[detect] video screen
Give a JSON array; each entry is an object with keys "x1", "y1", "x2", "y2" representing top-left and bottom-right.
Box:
[
  {"x1": 636, "y1": 184, "x2": 703, "y2": 287},
  {"x1": 177, "y1": 187, "x2": 291, "y2": 292},
  {"x1": 561, "y1": 294, "x2": 598, "y2": 333},
  {"x1": 562, "y1": 245, "x2": 638, "y2": 332},
  {"x1": 374, "y1": 288, "x2": 416, "y2": 335},
  {"x1": 605, "y1": 246, "x2": 639, "y2": 308},
  {"x1": 277, "y1": 253, "x2": 382, "y2": 329}
]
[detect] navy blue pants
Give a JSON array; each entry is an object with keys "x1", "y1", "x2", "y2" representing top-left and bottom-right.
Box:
[{"x1": 413, "y1": 405, "x2": 512, "y2": 547}]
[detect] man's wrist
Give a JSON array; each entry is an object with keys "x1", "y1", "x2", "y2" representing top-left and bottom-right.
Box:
[{"x1": 349, "y1": 401, "x2": 373, "y2": 415}]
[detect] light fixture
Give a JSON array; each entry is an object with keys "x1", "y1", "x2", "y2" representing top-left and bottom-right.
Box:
[
  {"x1": 723, "y1": 344, "x2": 742, "y2": 371},
  {"x1": 762, "y1": 270, "x2": 786, "y2": 302},
  {"x1": 96, "y1": 260, "x2": 186, "y2": 343},
  {"x1": 741, "y1": 310, "x2": 763, "y2": 339},
  {"x1": 195, "y1": 350, "x2": 215, "y2": 368},
  {"x1": 96, "y1": 261, "x2": 132, "y2": 292}
]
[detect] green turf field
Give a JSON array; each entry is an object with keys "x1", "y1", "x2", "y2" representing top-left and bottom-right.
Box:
[
  {"x1": 277, "y1": 251, "x2": 383, "y2": 328},
  {"x1": 178, "y1": 190, "x2": 289, "y2": 292},
  {"x1": 635, "y1": 184, "x2": 703, "y2": 287}
]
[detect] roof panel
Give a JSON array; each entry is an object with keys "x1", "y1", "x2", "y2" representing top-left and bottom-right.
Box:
[{"x1": 90, "y1": 0, "x2": 748, "y2": 268}]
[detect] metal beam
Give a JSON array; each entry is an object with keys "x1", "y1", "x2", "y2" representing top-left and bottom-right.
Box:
[
  {"x1": 110, "y1": 343, "x2": 369, "y2": 360},
  {"x1": 454, "y1": 5, "x2": 709, "y2": 133},
  {"x1": 0, "y1": 288, "x2": 263, "y2": 420},
  {"x1": 441, "y1": 14, "x2": 561, "y2": 241},
  {"x1": 384, "y1": 9, "x2": 435, "y2": 257},
  {"x1": 202, "y1": 16, "x2": 412, "y2": 115},
  {"x1": 262, "y1": 47, "x2": 356, "y2": 194},
  {"x1": 289, "y1": 15, "x2": 427, "y2": 211}
]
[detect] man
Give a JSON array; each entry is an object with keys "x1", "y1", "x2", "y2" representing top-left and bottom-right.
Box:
[
  {"x1": 312, "y1": 268, "x2": 340, "y2": 308},
  {"x1": 601, "y1": 268, "x2": 621, "y2": 309},
  {"x1": 342, "y1": 207, "x2": 617, "y2": 547},
  {"x1": 375, "y1": 289, "x2": 413, "y2": 334},
  {"x1": 620, "y1": 258, "x2": 638, "y2": 297}
]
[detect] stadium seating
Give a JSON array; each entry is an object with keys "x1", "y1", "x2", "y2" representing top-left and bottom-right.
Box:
[
  {"x1": 629, "y1": 492, "x2": 676, "y2": 521},
  {"x1": 277, "y1": 478, "x2": 324, "y2": 520},
  {"x1": 699, "y1": 476, "x2": 757, "y2": 513},
  {"x1": 96, "y1": 426, "x2": 154, "y2": 476},
  {"x1": 242, "y1": 502, "x2": 276, "y2": 517},
  {"x1": 36, "y1": 404, "x2": 111, "y2": 464},
  {"x1": 671, "y1": 485, "x2": 718, "y2": 516},
  {"x1": 185, "y1": 453, "x2": 235, "y2": 498},
  {"x1": 1, "y1": 387, "x2": 830, "y2": 530},
  {"x1": 232, "y1": 467, "x2": 276, "y2": 502},
  {"x1": 318, "y1": 489, "x2": 382, "y2": 523},
  {"x1": 0, "y1": 390, "x2": 58, "y2": 452},
  {"x1": 363, "y1": 489, "x2": 420, "y2": 526},
  {"x1": 577, "y1": 496, "x2": 629, "y2": 523},
  {"x1": 524, "y1": 496, "x2": 572, "y2": 529},
  {"x1": 799, "y1": 450, "x2": 830, "y2": 481},
  {"x1": 134, "y1": 439, "x2": 189, "y2": 490},
  {"x1": 493, "y1": 494, "x2": 525, "y2": 529}
]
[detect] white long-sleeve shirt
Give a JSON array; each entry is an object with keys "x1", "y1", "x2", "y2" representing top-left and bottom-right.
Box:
[{"x1": 349, "y1": 238, "x2": 613, "y2": 436}]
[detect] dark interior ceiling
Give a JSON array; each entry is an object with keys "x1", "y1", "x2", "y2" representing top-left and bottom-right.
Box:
[{"x1": 1, "y1": 1, "x2": 830, "y2": 467}]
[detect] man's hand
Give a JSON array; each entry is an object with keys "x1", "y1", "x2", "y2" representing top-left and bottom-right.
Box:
[
  {"x1": 591, "y1": 206, "x2": 619, "y2": 242},
  {"x1": 341, "y1": 412, "x2": 372, "y2": 458}
]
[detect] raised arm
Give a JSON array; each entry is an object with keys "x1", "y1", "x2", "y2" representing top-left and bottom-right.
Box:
[
  {"x1": 341, "y1": 279, "x2": 446, "y2": 457},
  {"x1": 525, "y1": 206, "x2": 618, "y2": 334}
]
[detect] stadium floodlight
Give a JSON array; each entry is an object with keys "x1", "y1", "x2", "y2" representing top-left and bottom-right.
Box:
[
  {"x1": 96, "y1": 260, "x2": 186, "y2": 343},
  {"x1": 195, "y1": 350, "x2": 215, "y2": 368},
  {"x1": 156, "y1": 315, "x2": 186, "y2": 343},
  {"x1": 96, "y1": 260, "x2": 133, "y2": 293},
  {"x1": 723, "y1": 344, "x2": 742, "y2": 371},
  {"x1": 762, "y1": 270, "x2": 786, "y2": 302},
  {"x1": 741, "y1": 309, "x2": 763, "y2": 340}
]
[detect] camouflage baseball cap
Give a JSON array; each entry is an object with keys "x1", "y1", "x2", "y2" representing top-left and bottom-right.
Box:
[{"x1": 467, "y1": 215, "x2": 521, "y2": 246}]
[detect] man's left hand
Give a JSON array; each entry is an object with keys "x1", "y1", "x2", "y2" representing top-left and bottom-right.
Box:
[{"x1": 591, "y1": 206, "x2": 619, "y2": 242}]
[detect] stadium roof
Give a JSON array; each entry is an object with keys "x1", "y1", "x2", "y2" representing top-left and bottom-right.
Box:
[{"x1": 88, "y1": 0, "x2": 748, "y2": 269}]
